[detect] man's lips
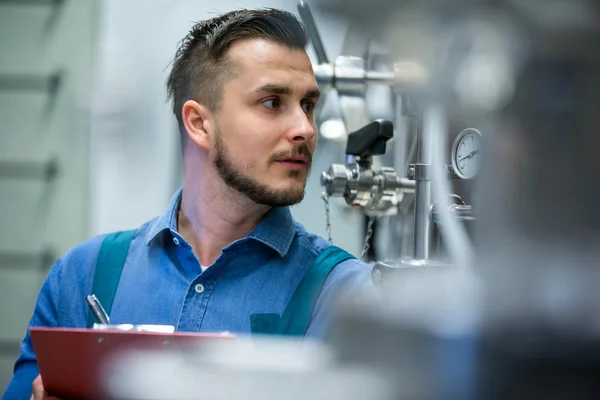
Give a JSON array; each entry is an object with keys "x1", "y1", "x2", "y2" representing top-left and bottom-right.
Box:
[
  {"x1": 274, "y1": 155, "x2": 310, "y2": 171},
  {"x1": 275, "y1": 155, "x2": 309, "y2": 164}
]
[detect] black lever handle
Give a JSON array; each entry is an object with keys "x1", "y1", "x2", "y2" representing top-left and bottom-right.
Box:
[
  {"x1": 297, "y1": 0, "x2": 329, "y2": 65},
  {"x1": 345, "y1": 119, "x2": 394, "y2": 157}
]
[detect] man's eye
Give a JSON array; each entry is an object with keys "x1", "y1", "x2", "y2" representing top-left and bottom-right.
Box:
[
  {"x1": 262, "y1": 98, "x2": 280, "y2": 109},
  {"x1": 301, "y1": 100, "x2": 317, "y2": 113}
]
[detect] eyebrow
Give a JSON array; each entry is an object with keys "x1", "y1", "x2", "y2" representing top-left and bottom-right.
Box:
[{"x1": 253, "y1": 84, "x2": 321, "y2": 100}]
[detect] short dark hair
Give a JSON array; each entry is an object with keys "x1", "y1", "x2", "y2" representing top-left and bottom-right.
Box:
[{"x1": 166, "y1": 8, "x2": 308, "y2": 147}]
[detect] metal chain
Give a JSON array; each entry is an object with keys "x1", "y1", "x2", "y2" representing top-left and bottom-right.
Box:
[
  {"x1": 321, "y1": 192, "x2": 332, "y2": 243},
  {"x1": 322, "y1": 190, "x2": 377, "y2": 260},
  {"x1": 360, "y1": 215, "x2": 376, "y2": 261},
  {"x1": 361, "y1": 188, "x2": 383, "y2": 261}
]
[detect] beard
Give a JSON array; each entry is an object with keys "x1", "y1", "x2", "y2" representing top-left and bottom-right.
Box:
[{"x1": 213, "y1": 130, "x2": 312, "y2": 207}]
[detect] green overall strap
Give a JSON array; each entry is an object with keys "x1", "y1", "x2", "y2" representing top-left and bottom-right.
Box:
[
  {"x1": 86, "y1": 229, "x2": 137, "y2": 328},
  {"x1": 276, "y1": 245, "x2": 355, "y2": 336}
]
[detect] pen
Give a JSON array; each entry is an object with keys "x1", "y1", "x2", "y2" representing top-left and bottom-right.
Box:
[{"x1": 85, "y1": 294, "x2": 111, "y2": 325}]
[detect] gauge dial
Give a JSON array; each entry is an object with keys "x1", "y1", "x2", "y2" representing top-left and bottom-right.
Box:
[{"x1": 451, "y1": 128, "x2": 482, "y2": 179}]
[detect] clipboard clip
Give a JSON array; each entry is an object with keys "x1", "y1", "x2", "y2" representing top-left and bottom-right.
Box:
[
  {"x1": 86, "y1": 294, "x2": 175, "y2": 333},
  {"x1": 93, "y1": 323, "x2": 176, "y2": 333}
]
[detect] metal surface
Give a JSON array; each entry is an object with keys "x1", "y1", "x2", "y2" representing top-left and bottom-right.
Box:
[
  {"x1": 320, "y1": 164, "x2": 349, "y2": 198},
  {"x1": 339, "y1": 95, "x2": 371, "y2": 137},
  {"x1": 393, "y1": 96, "x2": 409, "y2": 180},
  {"x1": 311, "y1": 55, "x2": 424, "y2": 97},
  {"x1": 345, "y1": 162, "x2": 374, "y2": 206},
  {"x1": 412, "y1": 108, "x2": 431, "y2": 261},
  {"x1": 432, "y1": 204, "x2": 475, "y2": 224},
  {"x1": 297, "y1": 0, "x2": 329, "y2": 65},
  {"x1": 321, "y1": 160, "x2": 414, "y2": 214},
  {"x1": 334, "y1": 56, "x2": 366, "y2": 97},
  {"x1": 371, "y1": 258, "x2": 453, "y2": 286}
]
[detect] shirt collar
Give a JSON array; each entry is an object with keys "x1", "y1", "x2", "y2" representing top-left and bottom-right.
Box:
[
  {"x1": 145, "y1": 187, "x2": 297, "y2": 257},
  {"x1": 247, "y1": 206, "x2": 296, "y2": 257},
  {"x1": 145, "y1": 187, "x2": 182, "y2": 246}
]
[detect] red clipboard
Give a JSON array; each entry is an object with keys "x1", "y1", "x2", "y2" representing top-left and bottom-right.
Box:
[{"x1": 30, "y1": 327, "x2": 234, "y2": 399}]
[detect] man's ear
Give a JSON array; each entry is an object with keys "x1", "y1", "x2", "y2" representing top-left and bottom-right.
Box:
[{"x1": 182, "y1": 100, "x2": 215, "y2": 151}]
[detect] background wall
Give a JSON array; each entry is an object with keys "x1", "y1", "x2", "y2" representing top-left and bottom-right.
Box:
[
  {"x1": 0, "y1": 0, "x2": 363, "y2": 393},
  {"x1": 0, "y1": 0, "x2": 97, "y2": 391}
]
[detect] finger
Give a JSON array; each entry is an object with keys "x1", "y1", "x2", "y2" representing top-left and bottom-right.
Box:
[{"x1": 31, "y1": 375, "x2": 44, "y2": 399}]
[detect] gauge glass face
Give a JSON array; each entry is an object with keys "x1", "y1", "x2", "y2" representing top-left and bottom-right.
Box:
[{"x1": 454, "y1": 130, "x2": 481, "y2": 179}]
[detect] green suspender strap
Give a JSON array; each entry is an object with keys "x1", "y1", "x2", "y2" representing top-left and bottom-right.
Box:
[
  {"x1": 86, "y1": 230, "x2": 137, "y2": 328},
  {"x1": 251, "y1": 245, "x2": 356, "y2": 336}
]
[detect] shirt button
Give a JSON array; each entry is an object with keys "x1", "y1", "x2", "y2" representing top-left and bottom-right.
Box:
[
  {"x1": 194, "y1": 284, "x2": 205, "y2": 294},
  {"x1": 173, "y1": 237, "x2": 180, "y2": 246}
]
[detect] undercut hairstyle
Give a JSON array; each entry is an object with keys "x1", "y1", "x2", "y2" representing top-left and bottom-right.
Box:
[{"x1": 166, "y1": 8, "x2": 308, "y2": 149}]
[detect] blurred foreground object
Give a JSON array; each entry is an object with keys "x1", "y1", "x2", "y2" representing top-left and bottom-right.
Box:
[
  {"x1": 316, "y1": 0, "x2": 600, "y2": 399},
  {"x1": 103, "y1": 336, "x2": 392, "y2": 400}
]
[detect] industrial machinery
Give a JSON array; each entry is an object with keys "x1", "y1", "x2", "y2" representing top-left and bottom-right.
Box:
[
  {"x1": 310, "y1": 0, "x2": 600, "y2": 399},
  {"x1": 298, "y1": 0, "x2": 482, "y2": 271}
]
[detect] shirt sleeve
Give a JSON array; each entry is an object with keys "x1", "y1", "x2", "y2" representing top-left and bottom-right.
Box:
[
  {"x1": 305, "y1": 258, "x2": 374, "y2": 339},
  {"x1": 2, "y1": 258, "x2": 63, "y2": 400}
]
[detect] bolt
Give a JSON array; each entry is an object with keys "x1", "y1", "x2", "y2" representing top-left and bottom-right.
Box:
[{"x1": 320, "y1": 171, "x2": 331, "y2": 186}]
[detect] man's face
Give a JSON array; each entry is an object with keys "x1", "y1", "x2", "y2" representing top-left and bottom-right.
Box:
[{"x1": 212, "y1": 38, "x2": 319, "y2": 207}]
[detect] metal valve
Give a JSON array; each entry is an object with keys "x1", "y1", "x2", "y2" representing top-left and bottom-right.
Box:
[{"x1": 320, "y1": 120, "x2": 415, "y2": 214}]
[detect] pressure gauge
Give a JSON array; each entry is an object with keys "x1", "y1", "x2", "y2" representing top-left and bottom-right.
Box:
[{"x1": 451, "y1": 128, "x2": 482, "y2": 179}]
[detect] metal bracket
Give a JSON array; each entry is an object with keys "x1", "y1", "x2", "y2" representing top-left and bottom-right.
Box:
[
  {"x1": 408, "y1": 163, "x2": 431, "y2": 181},
  {"x1": 408, "y1": 164, "x2": 458, "y2": 181}
]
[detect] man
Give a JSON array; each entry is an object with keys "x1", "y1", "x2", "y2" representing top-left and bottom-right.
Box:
[{"x1": 3, "y1": 8, "x2": 372, "y2": 399}]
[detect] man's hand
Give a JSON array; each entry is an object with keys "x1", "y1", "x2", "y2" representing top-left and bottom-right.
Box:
[{"x1": 30, "y1": 375, "x2": 62, "y2": 400}]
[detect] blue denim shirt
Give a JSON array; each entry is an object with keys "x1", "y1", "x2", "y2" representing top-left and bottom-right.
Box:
[{"x1": 3, "y1": 189, "x2": 372, "y2": 399}]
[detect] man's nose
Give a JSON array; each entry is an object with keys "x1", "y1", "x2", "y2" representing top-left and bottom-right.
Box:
[{"x1": 285, "y1": 108, "x2": 317, "y2": 144}]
